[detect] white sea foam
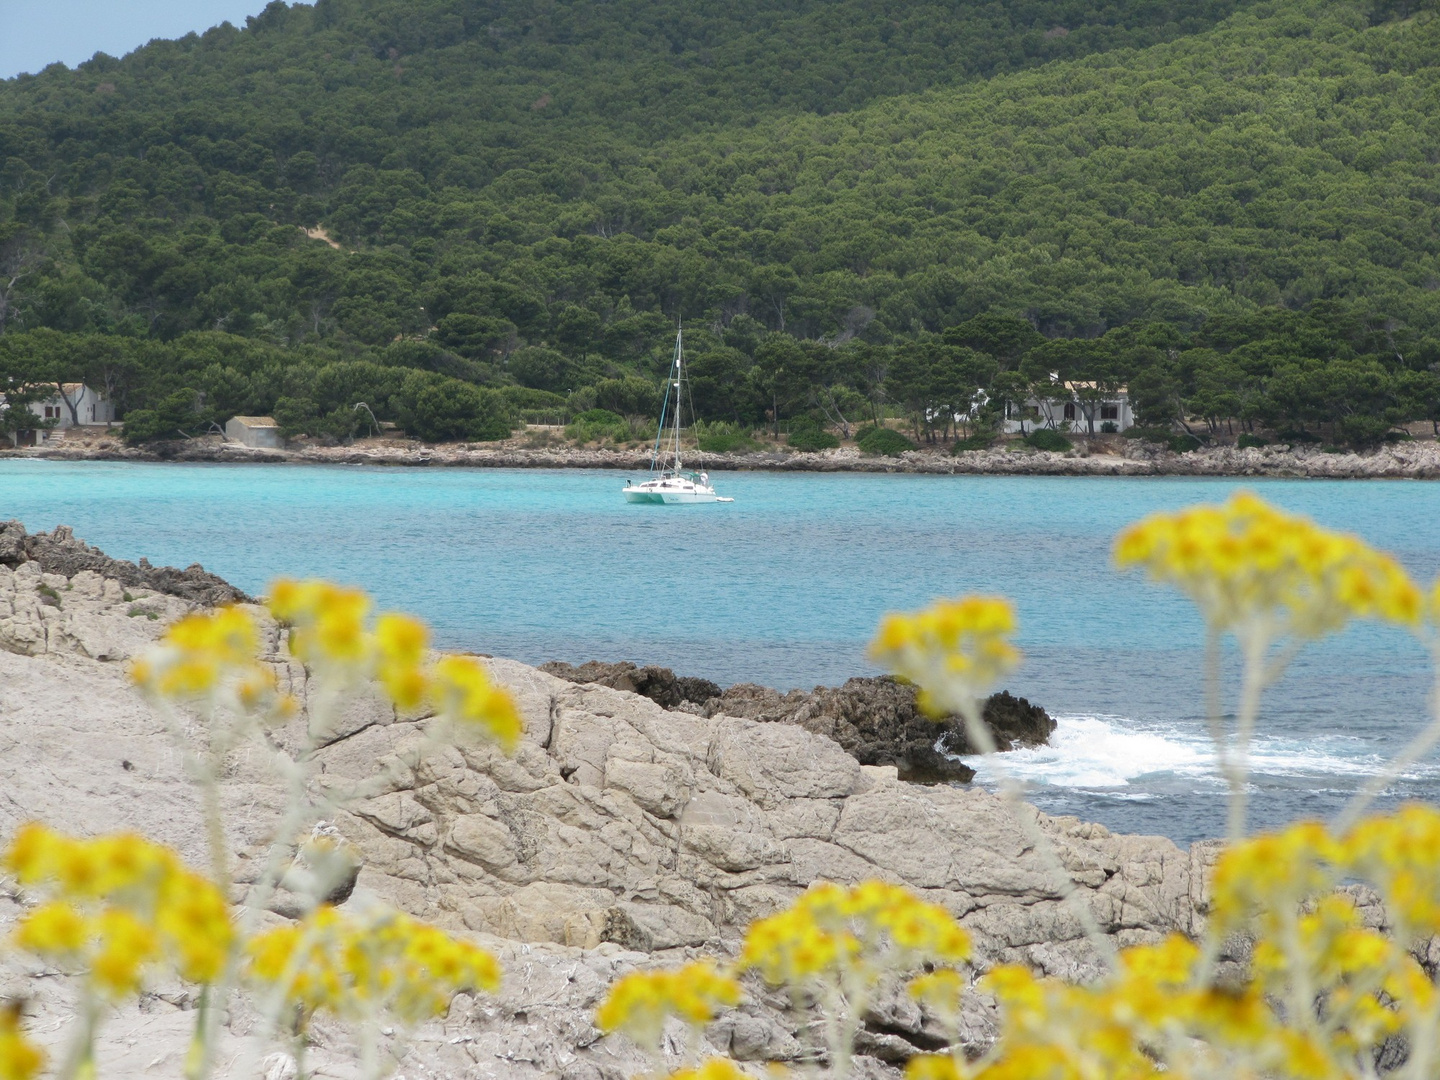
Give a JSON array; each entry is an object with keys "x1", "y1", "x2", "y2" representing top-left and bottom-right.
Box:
[{"x1": 961, "y1": 715, "x2": 1435, "y2": 790}]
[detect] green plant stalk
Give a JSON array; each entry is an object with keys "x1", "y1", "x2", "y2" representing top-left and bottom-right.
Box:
[
  {"x1": 1224, "y1": 630, "x2": 1269, "y2": 844},
  {"x1": 58, "y1": 994, "x2": 99, "y2": 1080}
]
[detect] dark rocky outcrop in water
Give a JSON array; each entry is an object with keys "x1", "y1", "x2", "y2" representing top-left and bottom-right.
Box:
[
  {"x1": 541, "y1": 662, "x2": 1055, "y2": 785},
  {"x1": 538, "y1": 660, "x2": 723, "y2": 711},
  {"x1": 0, "y1": 521, "x2": 251, "y2": 607}
]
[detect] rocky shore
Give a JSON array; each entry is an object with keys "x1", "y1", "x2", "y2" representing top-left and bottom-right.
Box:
[
  {"x1": 0, "y1": 528, "x2": 1216, "y2": 1078},
  {"x1": 13, "y1": 431, "x2": 1440, "y2": 478},
  {"x1": 540, "y1": 659, "x2": 1056, "y2": 784}
]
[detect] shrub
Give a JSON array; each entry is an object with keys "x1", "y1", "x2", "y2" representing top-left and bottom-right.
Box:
[
  {"x1": 394, "y1": 372, "x2": 512, "y2": 442},
  {"x1": 1277, "y1": 427, "x2": 1321, "y2": 443},
  {"x1": 1099, "y1": 420, "x2": 1118, "y2": 433},
  {"x1": 593, "y1": 377, "x2": 659, "y2": 417},
  {"x1": 1025, "y1": 428, "x2": 1072, "y2": 452},
  {"x1": 1339, "y1": 414, "x2": 1393, "y2": 447},
  {"x1": 566, "y1": 408, "x2": 628, "y2": 443},
  {"x1": 856, "y1": 426, "x2": 916, "y2": 456},
  {"x1": 951, "y1": 435, "x2": 994, "y2": 453},
  {"x1": 786, "y1": 418, "x2": 840, "y2": 452},
  {"x1": 123, "y1": 389, "x2": 206, "y2": 444},
  {"x1": 1168, "y1": 433, "x2": 1202, "y2": 453},
  {"x1": 1236, "y1": 433, "x2": 1268, "y2": 449}
]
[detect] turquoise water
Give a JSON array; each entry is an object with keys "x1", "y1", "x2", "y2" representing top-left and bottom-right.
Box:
[{"x1": 4, "y1": 459, "x2": 1440, "y2": 843}]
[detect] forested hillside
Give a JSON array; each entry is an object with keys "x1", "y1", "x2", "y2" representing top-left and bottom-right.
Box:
[{"x1": 1, "y1": 0, "x2": 1438, "y2": 445}]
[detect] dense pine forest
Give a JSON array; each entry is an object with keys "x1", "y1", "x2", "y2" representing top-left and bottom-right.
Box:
[{"x1": 1, "y1": 0, "x2": 1438, "y2": 445}]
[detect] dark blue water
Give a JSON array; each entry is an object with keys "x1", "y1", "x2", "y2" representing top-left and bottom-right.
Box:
[{"x1": 4, "y1": 459, "x2": 1439, "y2": 844}]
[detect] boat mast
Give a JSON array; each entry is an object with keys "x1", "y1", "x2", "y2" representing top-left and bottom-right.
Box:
[{"x1": 672, "y1": 325, "x2": 683, "y2": 472}]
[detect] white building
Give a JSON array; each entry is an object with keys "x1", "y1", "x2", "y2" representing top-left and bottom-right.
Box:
[
  {"x1": 3, "y1": 383, "x2": 115, "y2": 446},
  {"x1": 1003, "y1": 379, "x2": 1133, "y2": 435},
  {"x1": 225, "y1": 415, "x2": 284, "y2": 448}
]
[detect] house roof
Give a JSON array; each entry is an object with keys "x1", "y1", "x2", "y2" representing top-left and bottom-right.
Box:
[
  {"x1": 229, "y1": 416, "x2": 280, "y2": 428},
  {"x1": 1056, "y1": 380, "x2": 1129, "y2": 395}
]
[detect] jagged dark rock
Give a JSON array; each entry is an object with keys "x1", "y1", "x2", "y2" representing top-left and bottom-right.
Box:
[
  {"x1": 0, "y1": 521, "x2": 251, "y2": 607},
  {"x1": 541, "y1": 664, "x2": 1055, "y2": 786},
  {"x1": 538, "y1": 660, "x2": 723, "y2": 711}
]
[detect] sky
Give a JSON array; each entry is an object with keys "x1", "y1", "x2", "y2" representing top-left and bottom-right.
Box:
[{"x1": 0, "y1": 0, "x2": 284, "y2": 80}]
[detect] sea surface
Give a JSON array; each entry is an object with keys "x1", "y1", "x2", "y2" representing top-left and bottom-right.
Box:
[{"x1": 4, "y1": 459, "x2": 1440, "y2": 846}]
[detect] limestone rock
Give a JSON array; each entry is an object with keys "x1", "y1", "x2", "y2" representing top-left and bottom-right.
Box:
[
  {"x1": 544, "y1": 665, "x2": 1057, "y2": 786},
  {"x1": 0, "y1": 520, "x2": 249, "y2": 607},
  {"x1": 0, "y1": 544, "x2": 1209, "y2": 1079}
]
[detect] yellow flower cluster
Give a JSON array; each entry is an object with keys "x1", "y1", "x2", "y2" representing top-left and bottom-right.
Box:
[
  {"x1": 4, "y1": 824, "x2": 232, "y2": 996},
  {"x1": 594, "y1": 962, "x2": 742, "y2": 1049},
  {"x1": 1113, "y1": 491, "x2": 1421, "y2": 637},
  {"x1": 869, "y1": 597, "x2": 1021, "y2": 717},
  {"x1": 267, "y1": 579, "x2": 523, "y2": 749},
  {"x1": 246, "y1": 905, "x2": 500, "y2": 1026},
  {"x1": 739, "y1": 881, "x2": 970, "y2": 988},
  {"x1": 0, "y1": 1004, "x2": 43, "y2": 1080},
  {"x1": 130, "y1": 605, "x2": 294, "y2": 720},
  {"x1": 663, "y1": 1060, "x2": 749, "y2": 1080},
  {"x1": 903, "y1": 807, "x2": 1440, "y2": 1080}
]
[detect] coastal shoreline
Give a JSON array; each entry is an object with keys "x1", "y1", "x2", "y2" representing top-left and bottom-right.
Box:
[{"x1": 10, "y1": 436, "x2": 1440, "y2": 479}]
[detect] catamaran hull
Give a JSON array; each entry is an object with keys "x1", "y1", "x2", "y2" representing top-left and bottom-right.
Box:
[{"x1": 623, "y1": 487, "x2": 730, "y2": 504}]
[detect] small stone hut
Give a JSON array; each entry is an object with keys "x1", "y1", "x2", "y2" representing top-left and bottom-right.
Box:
[{"x1": 224, "y1": 416, "x2": 283, "y2": 449}]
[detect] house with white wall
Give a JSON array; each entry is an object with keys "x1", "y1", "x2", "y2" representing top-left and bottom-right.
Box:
[
  {"x1": 2, "y1": 384, "x2": 115, "y2": 446},
  {"x1": 1002, "y1": 379, "x2": 1133, "y2": 435}
]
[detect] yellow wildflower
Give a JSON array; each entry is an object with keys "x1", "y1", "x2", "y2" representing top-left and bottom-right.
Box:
[
  {"x1": 4, "y1": 825, "x2": 232, "y2": 998},
  {"x1": 430, "y1": 654, "x2": 524, "y2": 750},
  {"x1": 665, "y1": 1060, "x2": 750, "y2": 1080},
  {"x1": 595, "y1": 961, "x2": 742, "y2": 1048},
  {"x1": 130, "y1": 604, "x2": 291, "y2": 723},
  {"x1": 1113, "y1": 491, "x2": 1421, "y2": 638},
  {"x1": 1209, "y1": 820, "x2": 1343, "y2": 934},
  {"x1": 738, "y1": 880, "x2": 969, "y2": 988},
  {"x1": 267, "y1": 580, "x2": 525, "y2": 738},
  {"x1": 906, "y1": 1054, "x2": 966, "y2": 1080},
  {"x1": 0, "y1": 1004, "x2": 43, "y2": 1080},
  {"x1": 246, "y1": 905, "x2": 499, "y2": 1027},
  {"x1": 1342, "y1": 802, "x2": 1440, "y2": 938},
  {"x1": 870, "y1": 597, "x2": 1021, "y2": 717}
]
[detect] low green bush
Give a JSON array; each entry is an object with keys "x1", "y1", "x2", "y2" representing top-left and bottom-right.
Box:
[
  {"x1": 1168, "y1": 434, "x2": 1203, "y2": 453},
  {"x1": 951, "y1": 435, "x2": 995, "y2": 453},
  {"x1": 856, "y1": 426, "x2": 917, "y2": 456},
  {"x1": 694, "y1": 420, "x2": 763, "y2": 453},
  {"x1": 1025, "y1": 428, "x2": 1072, "y2": 452},
  {"x1": 786, "y1": 418, "x2": 840, "y2": 452},
  {"x1": 789, "y1": 428, "x2": 840, "y2": 452},
  {"x1": 1099, "y1": 421, "x2": 1119, "y2": 433},
  {"x1": 566, "y1": 408, "x2": 628, "y2": 443},
  {"x1": 1277, "y1": 427, "x2": 1321, "y2": 443},
  {"x1": 1236, "y1": 433, "x2": 1268, "y2": 449}
]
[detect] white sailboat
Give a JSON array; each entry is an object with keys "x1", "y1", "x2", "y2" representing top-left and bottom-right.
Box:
[{"x1": 623, "y1": 328, "x2": 733, "y2": 505}]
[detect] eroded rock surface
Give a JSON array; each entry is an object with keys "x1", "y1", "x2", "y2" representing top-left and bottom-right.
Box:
[
  {"x1": 0, "y1": 520, "x2": 249, "y2": 607},
  {"x1": 544, "y1": 665, "x2": 1055, "y2": 786},
  {"x1": 0, "y1": 552, "x2": 1205, "y2": 1079}
]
